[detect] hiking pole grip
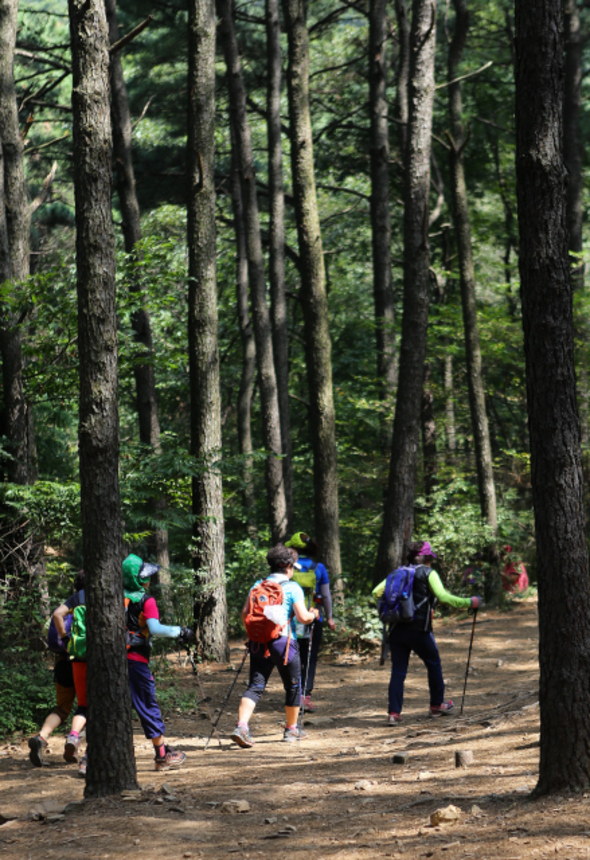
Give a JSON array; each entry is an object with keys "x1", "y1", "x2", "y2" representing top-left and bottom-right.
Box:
[
  {"x1": 459, "y1": 608, "x2": 478, "y2": 716},
  {"x1": 204, "y1": 644, "x2": 249, "y2": 751}
]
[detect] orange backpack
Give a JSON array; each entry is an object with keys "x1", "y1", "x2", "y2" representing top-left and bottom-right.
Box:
[{"x1": 243, "y1": 579, "x2": 286, "y2": 644}]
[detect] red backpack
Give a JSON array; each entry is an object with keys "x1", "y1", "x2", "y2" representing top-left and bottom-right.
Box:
[{"x1": 243, "y1": 579, "x2": 286, "y2": 645}]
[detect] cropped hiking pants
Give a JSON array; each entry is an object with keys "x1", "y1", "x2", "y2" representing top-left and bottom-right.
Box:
[
  {"x1": 388, "y1": 627, "x2": 445, "y2": 714},
  {"x1": 244, "y1": 636, "x2": 301, "y2": 708}
]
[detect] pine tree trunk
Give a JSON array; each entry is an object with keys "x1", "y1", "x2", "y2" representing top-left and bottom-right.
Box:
[
  {"x1": 448, "y1": 0, "x2": 497, "y2": 533},
  {"x1": 0, "y1": 0, "x2": 36, "y2": 485},
  {"x1": 230, "y1": 134, "x2": 257, "y2": 531},
  {"x1": 444, "y1": 352, "x2": 456, "y2": 457},
  {"x1": 68, "y1": 0, "x2": 138, "y2": 796},
  {"x1": 105, "y1": 0, "x2": 170, "y2": 574},
  {"x1": 218, "y1": 0, "x2": 288, "y2": 544},
  {"x1": 369, "y1": 0, "x2": 396, "y2": 452},
  {"x1": 282, "y1": 0, "x2": 342, "y2": 587},
  {"x1": 515, "y1": 0, "x2": 590, "y2": 795},
  {"x1": 421, "y1": 363, "x2": 436, "y2": 499},
  {"x1": 374, "y1": 0, "x2": 437, "y2": 584},
  {"x1": 266, "y1": 0, "x2": 293, "y2": 533},
  {"x1": 187, "y1": 0, "x2": 228, "y2": 661}
]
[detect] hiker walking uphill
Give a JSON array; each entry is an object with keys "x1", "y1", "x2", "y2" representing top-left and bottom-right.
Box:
[
  {"x1": 123, "y1": 554, "x2": 194, "y2": 771},
  {"x1": 231, "y1": 544, "x2": 319, "y2": 748},
  {"x1": 373, "y1": 541, "x2": 483, "y2": 725},
  {"x1": 28, "y1": 571, "x2": 86, "y2": 770},
  {"x1": 285, "y1": 532, "x2": 336, "y2": 713}
]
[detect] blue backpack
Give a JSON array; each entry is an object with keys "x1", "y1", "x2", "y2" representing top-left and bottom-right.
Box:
[
  {"x1": 378, "y1": 566, "x2": 422, "y2": 626},
  {"x1": 47, "y1": 613, "x2": 73, "y2": 655}
]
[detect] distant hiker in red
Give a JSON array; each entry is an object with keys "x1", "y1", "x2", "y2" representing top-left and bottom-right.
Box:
[{"x1": 500, "y1": 545, "x2": 529, "y2": 593}]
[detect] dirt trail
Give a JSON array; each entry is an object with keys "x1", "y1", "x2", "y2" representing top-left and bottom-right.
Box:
[{"x1": 1, "y1": 598, "x2": 589, "y2": 860}]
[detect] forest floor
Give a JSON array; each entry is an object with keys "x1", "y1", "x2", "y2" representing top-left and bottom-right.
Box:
[{"x1": 1, "y1": 596, "x2": 589, "y2": 860}]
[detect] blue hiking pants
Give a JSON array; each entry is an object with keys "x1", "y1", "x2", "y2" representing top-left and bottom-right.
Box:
[{"x1": 388, "y1": 626, "x2": 445, "y2": 714}]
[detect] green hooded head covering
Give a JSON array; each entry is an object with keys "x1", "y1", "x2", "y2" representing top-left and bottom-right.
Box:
[
  {"x1": 123, "y1": 553, "x2": 160, "y2": 602},
  {"x1": 285, "y1": 531, "x2": 310, "y2": 551}
]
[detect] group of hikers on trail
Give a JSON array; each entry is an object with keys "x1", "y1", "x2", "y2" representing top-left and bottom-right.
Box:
[
  {"x1": 27, "y1": 533, "x2": 491, "y2": 771},
  {"x1": 28, "y1": 553, "x2": 194, "y2": 775}
]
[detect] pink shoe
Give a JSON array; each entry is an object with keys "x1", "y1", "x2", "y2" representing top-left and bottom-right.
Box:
[
  {"x1": 430, "y1": 701, "x2": 454, "y2": 718},
  {"x1": 388, "y1": 712, "x2": 402, "y2": 725},
  {"x1": 303, "y1": 695, "x2": 317, "y2": 713}
]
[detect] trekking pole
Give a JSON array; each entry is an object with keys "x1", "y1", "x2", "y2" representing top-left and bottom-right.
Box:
[
  {"x1": 203, "y1": 643, "x2": 249, "y2": 750},
  {"x1": 298, "y1": 621, "x2": 315, "y2": 743},
  {"x1": 459, "y1": 608, "x2": 478, "y2": 715},
  {"x1": 186, "y1": 645, "x2": 224, "y2": 749}
]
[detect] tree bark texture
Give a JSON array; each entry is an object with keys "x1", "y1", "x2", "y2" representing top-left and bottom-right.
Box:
[
  {"x1": 105, "y1": 0, "x2": 169, "y2": 573},
  {"x1": 266, "y1": 0, "x2": 293, "y2": 533},
  {"x1": 421, "y1": 362, "x2": 436, "y2": 499},
  {"x1": 187, "y1": 0, "x2": 228, "y2": 661},
  {"x1": 515, "y1": 0, "x2": 590, "y2": 794},
  {"x1": 448, "y1": 0, "x2": 497, "y2": 533},
  {"x1": 394, "y1": 0, "x2": 410, "y2": 160},
  {"x1": 0, "y1": 0, "x2": 36, "y2": 485},
  {"x1": 230, "y1": 134, "x2": 257, "y2": 531},
  {"x1": 444, "y1": 352, "x2": 456, "y2": 455},
  {"x1": 369, "y1": 0, "x2": 396, "y2": 451},
  {"x1": 282, "y1": 0, "x2": 341, "y2": 583},
  {"x1": 68, "y1": 0, "x2": 138, "y2": 796},
  {"x1": 218, "y1": 0, "x2": 288, "y2": 545},
  {"x1": 374, "y1": 0, "x2": 437, "y2": 584}
]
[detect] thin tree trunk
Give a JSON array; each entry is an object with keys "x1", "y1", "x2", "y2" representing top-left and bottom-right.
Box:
[
  {"x1": 369, "y1": 0, "x2": 395, "y2": 451},
  {"x1": 0, "y1": 0, "x2": 36, "y2": 485},
  {"x1": 218, "y1": 0, "x2": 288, "y2": 544},
  {"x1": 374, "y1": 0, "x2": 437, "y2": 584},
  {"x1": 266, "y1": 0, "x2": 293, "y2": 532},
  {"x1": 394, "y1": 0, "x2": 410, "y2": 157},
  {"x1": 447, "y1": 0, "x2": 497, "y2": 533},
  {"x1": 421, "y1": 362, "x2": 436, "y2": 499},
  {"x1": 68, "y1": 0, "x2": 137, "y2": 796},
  {"x1": 444, "y1": 352, "x2": 456, "y2": 456},
  {"x1": 515, "y1": 0, "x2": 590, "y2": 795},
  {"x1": 187, "y1": 0, "x2": 228, "y2": 662},
  {"x1": 105, "y1": 0, "x2": 170, "y2": 574},
  {"x1": 230, "y1": 135, "x2": 257, "y2": 531},
  {"x1": 282, "y1": 0, "x2": 342, "y2": 589},
  {"x1": 563, "y1": 0, "x2": 588, "y2": 444}
]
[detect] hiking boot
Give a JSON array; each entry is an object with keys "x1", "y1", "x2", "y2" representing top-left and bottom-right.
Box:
[
  {"x1": 303, "y1": 695, "x2": 317, "y2": 713},
  {"x1": 78, "y1": 753, "x2": 87, "y2": 778},
  {"x1": 230, "y1": 724, "x2": 255, "y2": 749},
  {"x1": 154, "y1": 745, "x2": 186, "y2": 771},
  {"x1": 283, "y1": 726, "x2": 307, "y2": 743},
  {"x1": 388, "y1": 712, "x2": 402, "y2": 725},
  {"x1": 430, "y1": 700, "x2": 454, "y2": 718},
  {"x1": 64, "y1": 733, "x2": 79, "y2": 763},
  {"x1": 28, "y1": 734, "x2": 47, "y2": 767}
]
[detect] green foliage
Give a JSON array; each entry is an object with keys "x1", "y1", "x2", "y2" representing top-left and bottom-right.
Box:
[{"x1": 0, "y1": 660, "x2": 54, "y2": 736}]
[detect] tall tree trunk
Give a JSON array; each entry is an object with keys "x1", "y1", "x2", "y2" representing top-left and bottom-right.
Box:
[
  {"x1": 394, "y1": 0, "x2": 410, "y2": 158},
  {"x1": 105, "y1": 0, "x2": 170, "y2": 573},
  {"x1": 421, "y1": 362, "x2": 436, "y2": 499},
  {"x1": 515, "y1": 0, "x2": 590, "y2": 794},
  {"x1": 282, "y1": 0, "x2": 342, "y2": 587},
  {"x1": 187, "y1": 0, "x2": 228, "y2": 661},
  {"x1": 68, "y1": 0, "x2": 137, "y2": 796},
  {"x1": 443, "y1": 352, "x2": 456, "y2": 457},
  {"x1": 563, "y1": 0, "x2": 588, "y2": 444},
  {"x1": 217, "y1": 0, "x2": 288, "y2": 544},
  {"x1": 230, "y1": 135, "x2": 257, "y2": 531},
  {"x1": 369, "y1": 0, "x2": 396, "y2": 451},
  {"x1": 374, "y1": 0, "x2": 437, "y2": 584},
  {"x1": 0, "y1": 0, "x2": 36, "y2": 485},
  {"x1": 447, "y1": 0, "x2": 497, "y2": 533},
  {"x1": 266, "y1": 0, "x2": 293, "y2": 532}
]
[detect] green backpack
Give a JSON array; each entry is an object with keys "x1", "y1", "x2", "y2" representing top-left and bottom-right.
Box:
[{"x1": 67, "y1": 604, "x2": 87, "y2": 660}]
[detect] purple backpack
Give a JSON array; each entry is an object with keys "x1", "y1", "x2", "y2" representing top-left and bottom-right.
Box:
[{"x1": 47, "y1": 612, "x2": 73, "y2": 655}]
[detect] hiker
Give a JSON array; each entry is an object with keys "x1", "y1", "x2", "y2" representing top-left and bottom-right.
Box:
[
  {"x1": 123, "y1": 553, "x2": 194, "y2": 771},
  {"x1": 28, "y1": 571, "x2": 86, "y2": 769},
  {"x1": 285, "y1": 531, "x2": 336, "y2": 713},
  {"x1": 373, "y1": 540, "x2": 483, "y2": 725},
  {"x1": 53, "y1": 577, "x2": 88, "y2": 774},
  {"x1": 500, "y1": 545, "x2": 529, "y2": 593},
  {"x1": 230, "y1": 543, "x2": 319, "y2": 748}
]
